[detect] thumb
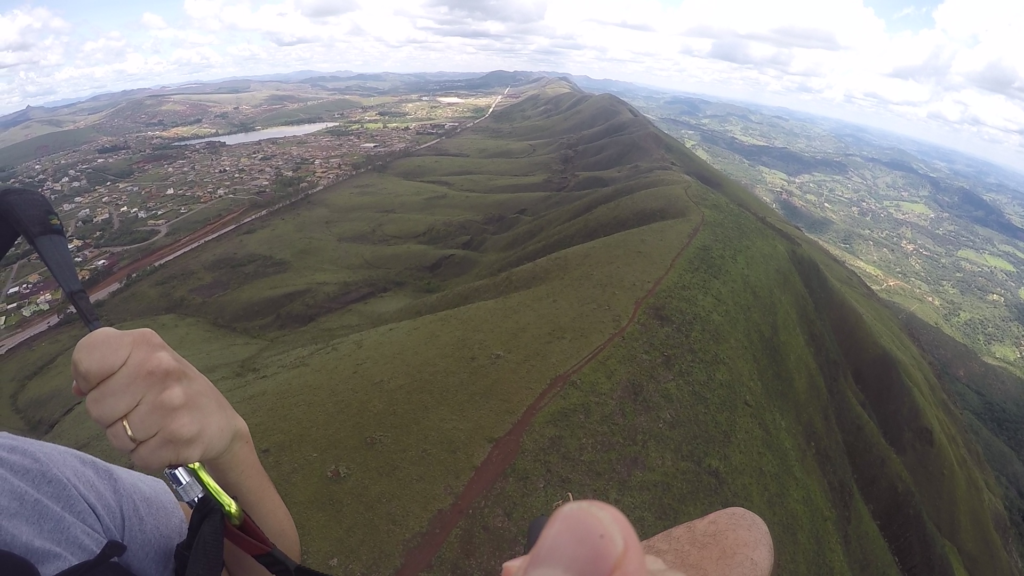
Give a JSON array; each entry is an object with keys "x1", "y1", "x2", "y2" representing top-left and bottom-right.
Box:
[
  {"x1": 520, "y1": 501, "x2": 647, "y2": 576},
  {"x1": 71, "y1": 327, "x2": 134, "y2": 395}
]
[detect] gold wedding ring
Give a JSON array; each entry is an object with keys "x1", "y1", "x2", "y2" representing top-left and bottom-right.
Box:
[{"x1": 122, "y1": 417, "x2": 138, "y2": 444}]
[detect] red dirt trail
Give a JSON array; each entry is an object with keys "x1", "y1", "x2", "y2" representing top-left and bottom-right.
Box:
[
  {"x1": 395, "y1": 190, "x2": 706, "y2": 576},
  {"x1": 88, "y1": 208, "x2": 245, "y2": 295}
]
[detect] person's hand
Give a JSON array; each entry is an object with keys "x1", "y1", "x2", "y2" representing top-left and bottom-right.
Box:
[
  {"x1": 501, "y1": 501, "x2": 683, "y2": 576},
  {"x1": 71, "y1": 327, "x2": 249, "y2": 474}
]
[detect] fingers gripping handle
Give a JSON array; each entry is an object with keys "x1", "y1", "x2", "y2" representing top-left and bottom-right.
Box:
[
  {"x1": 76, "y1": 311, "x2": 207, "y2": 516},
  {"x1": 78, "y1": 321, "x2": 238, "y2": 525}
]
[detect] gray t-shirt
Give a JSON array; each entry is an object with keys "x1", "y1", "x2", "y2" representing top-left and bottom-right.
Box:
[{"x1": 0, "y1": 432, "x2": 187, "y2": 576}]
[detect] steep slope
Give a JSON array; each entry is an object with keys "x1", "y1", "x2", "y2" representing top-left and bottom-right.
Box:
[
  {"x1": 0, "y1": 80, "x2": 702, "y2": 575},
  {"x1": 420, "y1": 88, "x2": 1020, "y2": 576},
  {"x1": 0, "y1": 127, "x2": 102, "y2": 168},
  {"x1": 446, "y1": 70, "x2": 542, "y2": 91},
  {"x1": 0, "y1": 82, "x2": 1017, "y2": 576},
  {"x1": 898, "y1": 308, "x2": 1024, "y2": 563}
]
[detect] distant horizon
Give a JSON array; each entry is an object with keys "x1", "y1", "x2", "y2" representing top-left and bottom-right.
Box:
[
  {"x1": 9, "y1": 66, "x2": 1022, "y2": 178},
  {"x1": 4, "y1": 0, "x2": 1023, "y2": 172}
]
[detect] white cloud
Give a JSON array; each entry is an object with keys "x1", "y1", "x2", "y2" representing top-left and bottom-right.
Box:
[
  {"x1": 427, "y1": 0, "x2": 548, "y2": 26},
  {"x1": 83, "y1": 32, "x2": 126, "y2": 54},
  {"x1": 141, "y1": 12, "x2": 169, "y2": 29},
  {"x1": 1, "y1": 0, "x2": 1024, "y2": 168},
  {"x1": 0, "y1": 7, "x2": 68, "y2": 70},
  {"x1": 894, "y1": 6, "x2": 926, "y2": 19},
  {"x1": 296, "y1": 0, "x2": 359, "y2": 18}
]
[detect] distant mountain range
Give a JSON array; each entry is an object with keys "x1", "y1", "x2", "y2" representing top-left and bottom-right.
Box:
[
  {"x1": 4, "y1": 68, "x2": 1021, "y2": 179},
  {"x1": 20, "y1": 70, "x2": 648, "y2": 112}
]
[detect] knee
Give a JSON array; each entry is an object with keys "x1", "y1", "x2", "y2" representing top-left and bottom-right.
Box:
[{"x1": 708, "y1": 508, "x2": 775, "y2": 575}]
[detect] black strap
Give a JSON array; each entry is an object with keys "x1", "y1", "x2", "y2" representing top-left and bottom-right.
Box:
[
  {"x1": 0, "y1": 549, "x2": 41, "y2": 576},
  {"x1": 174, "y1": 496, "x2": 224, "y2": 576},
  {"x1": 248, "y1": 541, "x2": 331, "y2": 576},
  {"x1": 55, "y1": 541, "x2": 133, "y2": 576},
  {"x1": 525, "y1": 515, "x2": 548, "y2": 554},
  {"x1": 2, "y1": 541, "x2": 132, "y2": 576},
  {"x1": 175, "y1": 495, "x2": 331, "y2": 576}
]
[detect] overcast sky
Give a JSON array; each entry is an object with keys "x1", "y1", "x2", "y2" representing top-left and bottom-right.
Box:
[{"x1": 2, "y1": 0, "x2": 1024, "y2": 170}]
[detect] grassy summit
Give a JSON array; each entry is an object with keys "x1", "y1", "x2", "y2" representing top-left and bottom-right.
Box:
[{"x1": 0, "y1": 79, "x2": 1019, "y2": 575}]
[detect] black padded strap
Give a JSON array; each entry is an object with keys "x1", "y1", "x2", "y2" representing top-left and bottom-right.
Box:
[
  {"x1": 526, "y1": 515, "x2": 548, "y2": 554},
  {"x1": 174, "y1": 496, "x2": 225, "y2": 576},
  {"x1": 0, "y1": 549, "x2": 41, "y2": 576},
  {"x1": 55, "y1": 541, "x2": 133, "y2": 576},
  {"x1": 174, "y1": 495, "x2": 332, "y2": 576}
]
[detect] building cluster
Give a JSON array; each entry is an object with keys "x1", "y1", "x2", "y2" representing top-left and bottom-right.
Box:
[
  {"x1": 0, "y1": 89, "x2": 502, "y2": 332},
  {"x1": 5, "y1": 125, "x2": 419, "y2": 240},
  {"x1": 0, "y1": 125, "x2": 425, "y2": 331},
  {"x1": 415, "y1": 122, "x2": 461, "y2": 135}
]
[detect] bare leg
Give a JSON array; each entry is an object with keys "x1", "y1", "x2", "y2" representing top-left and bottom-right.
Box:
[{"x1": 641, "y1": 508, "x2": 774, "y2": 576}]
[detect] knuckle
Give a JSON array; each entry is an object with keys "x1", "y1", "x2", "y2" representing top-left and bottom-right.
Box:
[
  {"x1": 71, "y1": 336, "x2": 101, "y2": 387},
  {"x1": 160, "y1": 386, "x2": 188, "y2": 411},
  {"x1": 105, "y1": 426, "x2": 128, "y2": 453},
  {"x1": 72, "y1": 328, "x2": 132, "y2": 393},
  {"x1": 134, "y1": 328, "x2": 162, "y2": 347},
  {"x1": 84, "y1": 394, "x2": 104, "y2": 423},
  {"x1": 144, "y1": 351, "x2": 181, "y2": 382}
]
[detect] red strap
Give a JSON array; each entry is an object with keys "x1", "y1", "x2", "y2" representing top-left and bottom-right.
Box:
[
  {"x1": 219, "y1": 509, "x2": 325, "y2": 576},
  {"x1": 224, "y1": 515, "x2": 306, "y2": 575},
  {"x1": 224, "y1": 515, "x2": 274, "y2": 556}
]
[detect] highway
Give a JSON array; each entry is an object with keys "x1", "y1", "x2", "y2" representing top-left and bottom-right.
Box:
[
  {"x1": 2, "y1": 260, "x2": 20, "y2": 297},
  {"x1": 0, "y1": 180, "x2": 343, "y2": 354},
  {"x1": 415, "y1": 86, "x2": 507, "y2": 151},
  {"x1": 0, "y1": 314, "x2": 60, "y2": 354}
]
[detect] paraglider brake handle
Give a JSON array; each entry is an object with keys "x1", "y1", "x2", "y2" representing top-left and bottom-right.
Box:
[{"x1": 0, "y1": 188, "x2": 245, "y2": 531}]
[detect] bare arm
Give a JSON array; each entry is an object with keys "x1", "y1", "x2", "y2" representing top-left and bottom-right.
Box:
[
  {"x1": 72, "y1": 327, "x2": 300, "y2": 576},
  {"x1": 207, "y1": 424, "x2": 301, "y2": 575}
]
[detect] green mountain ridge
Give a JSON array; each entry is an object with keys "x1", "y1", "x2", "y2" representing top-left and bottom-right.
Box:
[
  {"x1": 897, "y1": 306, "x2": 1024, "y2": 564},
  {"x1": 645, "y1": 92, "x2": 1024, "y2": 372},
  {"x1": 423, "y1": 85, "x2": 1021, "y2": 575},
  {"x1": 0, "y1": 79, "x2": 1019, "y2": 575}
]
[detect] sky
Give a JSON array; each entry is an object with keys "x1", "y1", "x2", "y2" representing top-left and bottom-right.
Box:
[{"x1": 2, "y1": 0, "x2": 1024, "y2": 171}]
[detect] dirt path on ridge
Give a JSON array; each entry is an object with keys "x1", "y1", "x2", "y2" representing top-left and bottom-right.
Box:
[{"x1": 396, "y1": 188, "x2": 707, "y2": 576}]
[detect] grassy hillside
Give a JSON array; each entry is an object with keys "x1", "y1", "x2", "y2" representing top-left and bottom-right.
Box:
[
  {"x1": 424, "y1": 89, "x2": 1019, "y2": 576},
  {"x1": 0, "y1": 80, "x2": 699, "y2": 574},
  {"x1": 0, "y1": 117, "x2": 81, "y2": 150},
  {"x1": 0, "y1": 127, "x2": 101, "y2": 168},
  {"x1": 647, "y1": 95, "x2": 1024, "y2": 373},
  {"x1": 0, "y1": 81, "x2": 1018, "y2": 576},
  {"x1": 255, "y1": 98, "x2": 360, "y2": 126},
  {"x1": 898, "y1": 308, "x2": 1024, "y2": 564}
]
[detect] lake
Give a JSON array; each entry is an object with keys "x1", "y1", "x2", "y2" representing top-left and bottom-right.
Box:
[{"x1": 174, "y1": 123, "x2": 338, "y2": 146}]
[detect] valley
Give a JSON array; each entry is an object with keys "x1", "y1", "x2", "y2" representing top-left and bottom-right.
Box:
[
  {"x1": 1, "y1": 75, "x2": 1022, "y2": 576},
  {"x1": 634, "y1": 93, "x2": 1024, "y2": 373},
  {"x1": 0, "y1": 72, "x2": 521, "y2": 334}
]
